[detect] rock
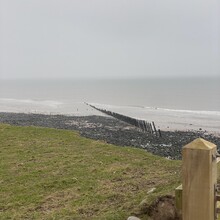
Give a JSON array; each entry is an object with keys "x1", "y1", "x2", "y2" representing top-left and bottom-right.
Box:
[
  {"x1": 127, "y1": 216, "x2": 141, "y2": 220},
  {"x1": 0, "y1": 112, "x2": 220, "y2": 160}
]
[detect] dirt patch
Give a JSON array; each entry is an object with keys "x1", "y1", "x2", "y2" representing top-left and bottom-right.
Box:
[{"x1": 147, "y1": 195, "x2": 180, "y2": 220}]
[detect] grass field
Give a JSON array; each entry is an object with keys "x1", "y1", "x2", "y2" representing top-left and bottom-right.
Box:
[{"x1": 0, "y1": 123, "x2": 182, "y2": 219}]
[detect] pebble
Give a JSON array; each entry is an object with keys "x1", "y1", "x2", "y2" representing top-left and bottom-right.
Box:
[{"x1": 0, "y1": 112, "x2": 220, "y2": 160}]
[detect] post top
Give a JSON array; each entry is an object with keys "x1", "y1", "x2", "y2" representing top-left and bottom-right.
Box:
[{"x1": 183, "y1": 138, "x2": 216, "y2": 150}]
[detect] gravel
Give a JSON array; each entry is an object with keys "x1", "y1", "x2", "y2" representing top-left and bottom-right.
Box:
[{"x1": 0, "y1": 112, "x2": 219, "y2": 160}]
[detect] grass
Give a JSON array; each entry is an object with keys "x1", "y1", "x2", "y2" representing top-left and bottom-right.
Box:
[{"x1": 0, "y1": 123, "x2": 181, "y2": 219}]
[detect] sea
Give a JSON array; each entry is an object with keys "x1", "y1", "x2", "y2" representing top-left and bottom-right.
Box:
[{"x1": 0, "y1": 77, "x2": 220, "y2": 132}]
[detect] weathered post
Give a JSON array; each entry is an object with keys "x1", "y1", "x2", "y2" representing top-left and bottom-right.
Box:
[
  {"x1": 182, "y1": 138, "x2": 217, "y2": 220},
  {"x1": 149, "y1": 123, "x2": 153, "y2": 134}
]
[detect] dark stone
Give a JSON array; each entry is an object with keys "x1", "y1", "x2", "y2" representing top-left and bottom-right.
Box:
[{"x1": 0, "y1": 112, "x2": 220, "y2": 160}]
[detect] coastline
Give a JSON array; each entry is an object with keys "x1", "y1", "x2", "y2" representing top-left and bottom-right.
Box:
[
  {"x1": 1, "y1": 98, "x2": 220, "y2": 133},
  {"x1": 92, "y1": 103, "x2": 220, "y2": 133},
  {"x1": 0, "y1": 112, "x2": 219, "y2": 160}
]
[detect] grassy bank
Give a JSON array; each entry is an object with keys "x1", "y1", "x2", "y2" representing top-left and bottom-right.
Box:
[{"x1": 0, "y1": 123, "x2": 181, "y2": 219}]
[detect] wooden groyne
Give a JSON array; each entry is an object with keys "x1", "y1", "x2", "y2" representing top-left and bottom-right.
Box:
[{"x1": 86, "y1": 103, "x2": 161, "y2": 137}]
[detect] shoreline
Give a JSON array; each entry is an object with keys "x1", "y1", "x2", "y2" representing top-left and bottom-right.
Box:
[
  {"x1": 91, "y1": 103, "x2": 220, "y2": 133},
  {"x1": 0, "y1": 112, "x2": 220, "y2": 160},
  {"x1": 1, "y1": 98, "x2": 220, "y2": 133}
]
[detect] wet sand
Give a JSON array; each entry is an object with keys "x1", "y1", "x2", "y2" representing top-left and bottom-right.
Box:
[{"x1": 92, "y1": 103, "x2": 220, "y2": 133}]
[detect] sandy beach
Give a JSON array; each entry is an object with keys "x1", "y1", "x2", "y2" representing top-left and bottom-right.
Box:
[
  {"x1": 0, "y1": 112, "x2": 219, "y2": 160},
  {"x1": 92, "y1": 103, "x2": 220, "y2": 133},
  {"x1": 1, "y1": 99, "x2": 220, "y2": 132}
]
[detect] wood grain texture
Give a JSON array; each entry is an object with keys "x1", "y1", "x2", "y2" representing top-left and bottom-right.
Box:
[
  {"x1": 175, "y1": 184, "x2": 182, "y2": 213},
  {"x1": 182, "y1": 138, "x2": 217, "y2": 220}
]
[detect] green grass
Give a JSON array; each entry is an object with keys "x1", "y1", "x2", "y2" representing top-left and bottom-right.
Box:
[{"x1": 0, "y1": 123, "x2": 181, "y2": 219}]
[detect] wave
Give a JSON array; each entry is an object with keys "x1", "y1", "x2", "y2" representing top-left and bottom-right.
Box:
[
  {"x1": 149, "y1": 107, "x2": 220, "y2": 116},
  {"x1": 0, "y1": 98, "x2": 63, "y2": 108},
  {"x1": 89, "y1": 102, "x2": 220, "y2": 116}
]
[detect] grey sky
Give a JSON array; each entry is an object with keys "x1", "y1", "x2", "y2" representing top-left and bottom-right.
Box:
[{"x1": 0, "y1": 0, "x2": 219, "y2": 79}]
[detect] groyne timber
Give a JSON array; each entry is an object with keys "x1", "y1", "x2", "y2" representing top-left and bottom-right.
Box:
[{"x1": 86, "y1": 103, "x2": 162, "y2": 137}]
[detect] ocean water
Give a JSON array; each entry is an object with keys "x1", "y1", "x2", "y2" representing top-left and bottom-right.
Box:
[{"x1": 0, "y1": 77, "x2": 220, "y2": 132}]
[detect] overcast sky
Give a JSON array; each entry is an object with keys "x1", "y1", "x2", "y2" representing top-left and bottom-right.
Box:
[{"x1": 0, "y1": 0, "x2": 219, "y2": 79}]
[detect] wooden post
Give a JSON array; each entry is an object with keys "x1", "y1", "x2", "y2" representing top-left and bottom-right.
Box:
[
  {"x1": 182, "y1": 138, "x2": 217, "y2": 220},
  {"x1": 158, "y1": 129, "x2": 162, "y2": 137},
  {"x1": 149, "y1": 123, "x2": 153, "y2": 134},
  {"x1": 152, "y1": 121, "x2": 157, "y2": 135},
  {"x1": 145, "y1": 121, "x2": 149, "y2": 133},
  {"x1": 175, "y1": 184, "x2": 182, "y2": 214}
]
